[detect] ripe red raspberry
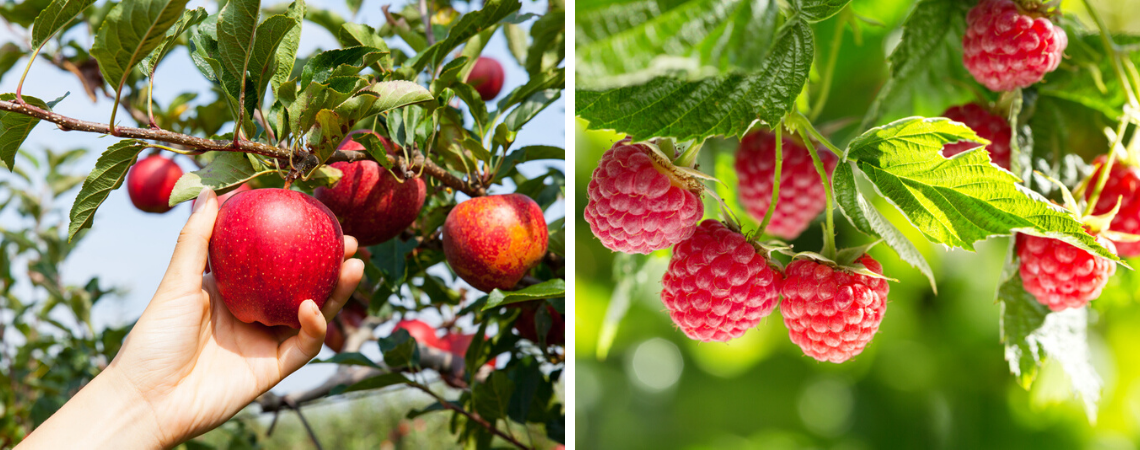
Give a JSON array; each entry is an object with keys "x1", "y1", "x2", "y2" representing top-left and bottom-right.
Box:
[
  {"x1": 963, "y1": 0, "x2": 1068, "y2": 92},
  {"x1": 735, "y1": 130, "x2": 837, "y2": 240},
  {"x1": 1085, "y1": 156, "x2": 1140, "y2": 257},
  {"x1": 941, "y1": 103, "x2": 1012, "y2": 170},
  {"x1": 781, "y1": 255, "x2": 889, "y2": 363},
  {"x1": 585, "y1": 139, "x2": 704, "y2": 254},
  {"x1": 1017, "y1": 233, "x2": 1116, "y2": 311},
  {"x1": 660, "y1": 220, "x2": 783, "y2": 342}
]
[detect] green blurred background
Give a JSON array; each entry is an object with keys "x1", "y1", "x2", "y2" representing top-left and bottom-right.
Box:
[{"x1": 574, "y1": 0, "x2": 1140, "y2": 448}]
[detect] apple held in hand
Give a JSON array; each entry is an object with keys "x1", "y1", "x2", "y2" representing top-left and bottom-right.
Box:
[
  {"x1": 127, "y1": 154, "x2": 182, "y2": 213},
  {"x1": 209, "y1": 188, "x2": 345, "y2": 328},
  {"x1": 467, "y1": 57, "x2": 504, "y2": 101},
  {"x1": 442, "y1": 194, "x2": 548, "y2": 292},
  {"x1": 315, "y1": 131, "x2": 426, "y2": 247}
]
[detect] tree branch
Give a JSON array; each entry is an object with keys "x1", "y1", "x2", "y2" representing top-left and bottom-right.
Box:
[{"x1": 0, "y1": 99, "x2": 487, "y2": 197}]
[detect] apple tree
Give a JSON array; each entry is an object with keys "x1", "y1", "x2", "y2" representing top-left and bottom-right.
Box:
[{"x1": 0, "y1": 0, "x2": 565, "y2": 448}]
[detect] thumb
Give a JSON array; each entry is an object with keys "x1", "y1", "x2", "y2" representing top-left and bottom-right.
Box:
[{"x1": 157, "y1": 188, "x2": 219, "y2": 296}]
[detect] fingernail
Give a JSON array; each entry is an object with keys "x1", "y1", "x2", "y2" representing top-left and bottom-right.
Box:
[
  {"x1": 310, "y1": 300, "x2": 320, "y2": 315},
  {"x1": 192, "y1": 188, "x2": 212, "y2": 214}
]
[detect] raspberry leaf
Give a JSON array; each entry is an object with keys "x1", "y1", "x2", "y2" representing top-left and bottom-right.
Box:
[
  {"x1": 577, "y1": 0, "x2": 779, "y2": 77},
  {"x1": 835, "y1": 161, "x2": 937, "y2": 292},
  {"x1": 998, "y1": 251, "x2": 1101, "y2": 420},
  {"x1": 791, "y1": 0, "x2": 852, "y2": 22},
  {"x1": 847, "y1": 117, "x2": 1121, "y2": 263},
  {"x1": 577, "y1": 18, "x2": 812, "y2": 142}
]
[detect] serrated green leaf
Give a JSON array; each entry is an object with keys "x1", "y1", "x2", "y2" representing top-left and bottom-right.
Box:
[
  {"x1": 270, "y1": 0, "x2": 305, "y2": 97},
  {"x1": 577, "y1": 18, "x2": 812, "y2": 142},
  {"x1": 494, "y1": 145, "x2": 564, "y2": 182},
  {"x1": 998, "y1": 251, "x2": 1100, "y2": 420},
  {"x1": 577, "y1": 0, "x2": 777, "y2": 79},
  {"x1": 848, "y1": 117, "x2": 1120, "y2": 262},
  {"x1": 525, "y1": 9, "x2": 564, "y2": 76},
  {"x1": 0, "y1": 94, "x2": 51, "y2": 170},
  {"x1": 142, "y1": 7, "x2": 207, "y2": 76},
  {"x1": 498, "y1": 67, "x2": 564, "y2": 112},
  {"x1": 244, "y1": 13, "x2": 295, "y2": 110},
  {"x1": 335, "y1": 80, "x2": 434, "y2": 125},
  {"x1": 505, "y1": 88, "x2": 561, "y2": 132},
  {"x1": 792, "y1": 0, "x2": 851, "y2": 22},
  {"x1": 216, "y1": 0, "x2": 258, "y2": 94},
  {"x1": 473, "y1": 371, "x2": 514, "y2": 422},
  {"x1": 92, "y1": 0, "x2": 192, "y2": 98},
  {"x1": 336, "y1": 23, "x2": 392, "y2": 70},
  {"x1": 547, "y1": 218, "x2": 565, "y2": 257},
  {"x1": 299, "y1": 46, "x2": 387, "y2": 91},
  {"x1": 404, "y1": 0, "x2": 521, "y2": 74},
  {"x1": 0, "y1": 0, "x2": 51, "y2": 27},
  {"x1": 834, "y1": 161, "x2": 936, "y2": 292},
  {"x1": 309, "y1": 109, "x2": 347, "y2": 165},
  {"x1": 287, "y1": 75, "x2": 367, "y2": 135},
  {"x1": 352, "y1": 132, "x2": 394, "y2": 169},
  {"x1": 504, "y1": 23, "x2": 529, "y2": 68},
  {"x1": 167, "y1": 152, "x2": 273, "y2": 206},
  {"x1": 68, "y1": 140, "x2": 150, "y2": 241},
  {"x1": 31, "y1": 0, "x2": 96, "y2": 48},
  {"x1": 310, "y1": 352, "x2": 381, "y2": 368},
  {"x1": 371, "y1": 236, "x2": 418, "y2": 289},
  {"x1": 484, "y1": 279, "x2": 566, "y2": 310}
]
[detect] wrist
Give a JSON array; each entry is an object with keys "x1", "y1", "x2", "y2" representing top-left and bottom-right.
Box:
[{"x1": 17, "y1": 366, "x2": 168, "y2": 450}]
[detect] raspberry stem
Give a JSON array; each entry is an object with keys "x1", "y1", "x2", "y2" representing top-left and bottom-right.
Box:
[
  {"x1": 794, "y1": 117, "x2": 838, "y2": 258},
  {"x1": 673, "y1": 139, "x2": 703, "y2": 168},
  {"x1": 1085, "y1": 118, "x2": 1130, "y2": 217},
  {"x1": 756, "y1": 126, "x2": 784, "y2": 236}
]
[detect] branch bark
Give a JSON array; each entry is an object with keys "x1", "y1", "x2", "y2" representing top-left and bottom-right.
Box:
[{"x1": 0, "y1": 99, "x2": 487, "y2": 197}]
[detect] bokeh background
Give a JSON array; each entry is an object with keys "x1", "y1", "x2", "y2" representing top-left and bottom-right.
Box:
[
  {"x1": 574, "y1": 0, "x2": 1140, "y2": 449},
  {"x1": 0, "y1": 0, "x2": 564, "y2": 447}
]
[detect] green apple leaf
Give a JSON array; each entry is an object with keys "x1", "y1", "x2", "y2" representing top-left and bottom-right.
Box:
[
  {"x1": 68, "y1": 140, "x2": 151, "y2": 241},
  {"x1": 484, "y1": 279, "x2": 566, "y2": 310},
  {"x1": 142, "y1": 7, "x2": 207, "y2": 76},
  {"x1": 473, "y1": 371, "x2": 514, "y2": 422},
  {"x1": 299, "y1": 46, "x2": 388, "y2": 91},
  {"x1": 403, "y1": 0, "x2": 520, "y2": 74},
  {"x1": 92, "y1": 0, "x2": 192, "y2": 98},
  {"x1": 167, "y1": 152, "x2": 274, "y2": 206},
  {"x1": 0, "y1": 93, "x2": 52, "y2": 170},
  {"x1": 0, "y1": 43, "x2": 24, "y2": 84},
  {"x1": 270, "y1": 0, "x2": 305, "y2": 97},
  {"x1": 246, "y1": 13, "x2": 296, "y2": 110},
  {"x1": 525, "y1": 9, "x2": 564, "y2": 76},
  {"x1": 378, "y1": 328, "x2": 420, "y2": 368},
  {"x1": 31, "y1": 0, "x2": 96, "y2": 48}
]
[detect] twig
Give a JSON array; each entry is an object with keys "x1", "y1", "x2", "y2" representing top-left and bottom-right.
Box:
[
  {"x1": 0, "y1": 99, "x2": 486, "y2": 196},
  {"x1": 419, "y1": 0, "x2": 435, "y2": 46},
  {"x1": 285, "y1": 398, "x2": 324, "y2": 450},
  {"x1": 406, "y1": 382, "x2": 533, "y2": 450}
]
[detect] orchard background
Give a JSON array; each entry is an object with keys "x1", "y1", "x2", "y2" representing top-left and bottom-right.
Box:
[
  {"x1": 575, "y1": 0, "x2": 1140, "y2": 449},
  {"x1": 0, "y1": 0, "x2": 565, "y2": 448}
]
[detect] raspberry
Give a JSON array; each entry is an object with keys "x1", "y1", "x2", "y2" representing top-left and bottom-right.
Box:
[
  {"x1": 781, "y1": 254, "x2": 889, "y2": 363},
  {"x1": 1086, "y1": 156, "x2": 1140, "y2": 257},
  {"x1": 585, "y1": 139, "x2": 704, "y2": 254},
  {"x1": 963, "y1": 0, "x2": 1068, "y2": 92},
  {"x1": 1017, "y1": 233, "x2": 1116, "y2": 311},
  {"x1": 735, "y1": 130, "x2": 837, "y2": 240},
  {"x1": 941, "y1": 103, "x2": 1012, "y2": 170},
  {"x1": 660, "y1": 220, "x2": 783, "y2": 342}
]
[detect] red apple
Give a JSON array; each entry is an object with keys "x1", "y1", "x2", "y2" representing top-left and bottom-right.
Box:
[
  {"x1": 442, "y1": 194, "x2": 547, "y2": 292},
  {"x1": 325, "y1": 299, "x2": 369, "y2": 353},
  {"x1": 193, "y1": 183, "x2": 251, "y2": 210},
  {"x1": 467, "y1": 57, "x2": 504, "y2": 101},
  {"x1": 127, "y1": 154, "x2": 182, "y2": 213},
  {"x1": 513, "y1": 302, "x2": 565, "y2": 346},
  {"x1": 209, "y1": 188, "x2": 345, "y2": 328},
  {"x1": 439, "y1": 333, "x2": 496, "y2": 367},
  {"x1": 315, "y1": 131, "x2": 426, "y2": 247},
  {"x1": 393, "y1": 319, "x2": 444, "y2": 349}
]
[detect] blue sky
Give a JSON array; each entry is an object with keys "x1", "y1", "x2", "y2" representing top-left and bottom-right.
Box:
[{"x1": 0, "y1": 0, "x2": 565, "y2": 395}]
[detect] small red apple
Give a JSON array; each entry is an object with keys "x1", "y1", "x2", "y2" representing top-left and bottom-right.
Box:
[
  {"x1": 191, "y1": 183, "x2": 250, "y2": 211},
  {"x1": 325, "y1": 299, "x2": 369, "y2": 353},
  {"x1": 513, "y1": 302, "x2": 565, "y2": 347},
  {"x1": 442, "y1": 194, "x2": 548, "y2": 292},
  {"x1": 209, "y1": 188, "x2": 345, "y2": 328},
  {"x1": 393, "y1": 319, "x2": 444, "y2": 349},
  {"x1": 127, "y1": 154, "x2": 182, "y2": 213},
  {"x1": 467, "y1": 57, "x2": 504, "y2": 101},
  {"x1": 315, "y1": 131, "x2": 426, "y2": 247}
]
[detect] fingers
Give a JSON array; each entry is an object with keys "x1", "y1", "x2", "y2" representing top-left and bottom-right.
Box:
[
  {"x1": 320, "y1": 258, "x2": 365, "y2": 322},
  {"x1": 277, "y1": 300, "x2": 326, "y2": 375},
  {"x1": 344, "y1": 235, "x2": 358, "y2": 260},
  {"x1": 157, "y1": 189, "x2": 218, "y2": 297}
]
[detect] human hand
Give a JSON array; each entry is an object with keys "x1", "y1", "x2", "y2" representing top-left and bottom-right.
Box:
[{"x1": 18, "y1": 188, "x2": 365, "y2": 449}]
